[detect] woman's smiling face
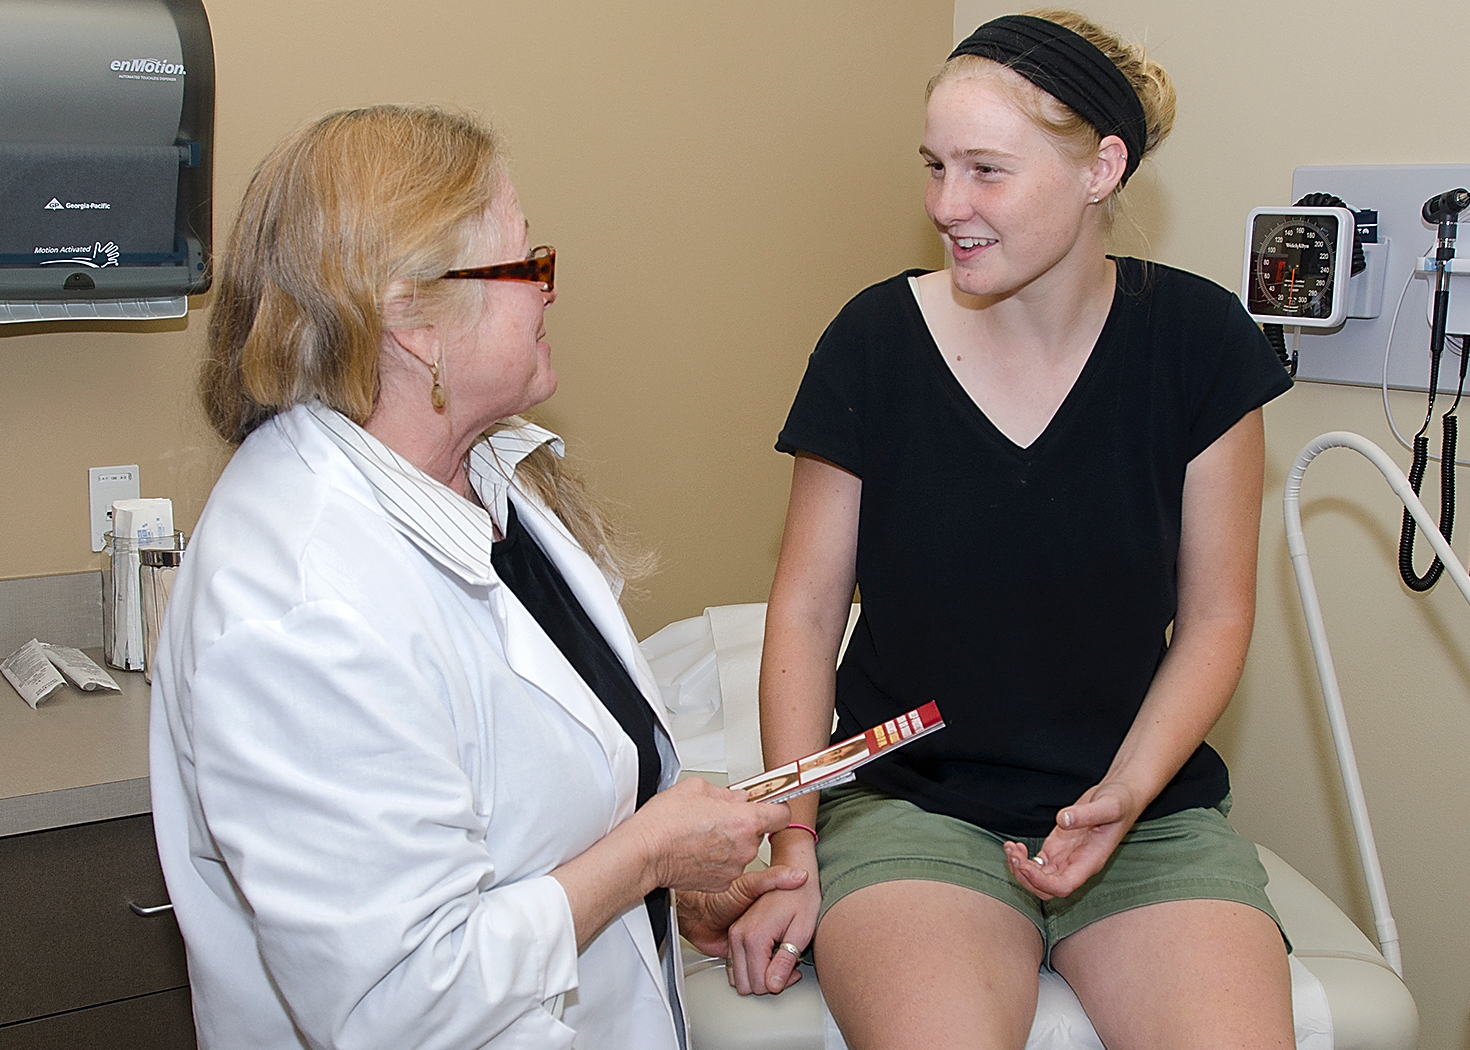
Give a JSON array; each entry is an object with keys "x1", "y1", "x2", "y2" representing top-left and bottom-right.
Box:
[{"x1": 922, "y1": 71, "x2": 1102, "y2": 301}]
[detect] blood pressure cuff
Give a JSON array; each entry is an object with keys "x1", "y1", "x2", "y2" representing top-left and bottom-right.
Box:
[{"x1": 0, "y1": 143, "x2": 181, "y2": 261}]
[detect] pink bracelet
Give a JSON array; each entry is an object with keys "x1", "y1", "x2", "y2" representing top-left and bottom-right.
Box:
[{"x1": 778, "y1": 823, "x2": 818, "y2": 843}]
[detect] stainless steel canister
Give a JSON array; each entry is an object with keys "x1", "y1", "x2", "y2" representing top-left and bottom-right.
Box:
[
  {"x1": 139, "y1": 541, "x2": 185, "y2": 683},
  {"x1": 102, "y1": 530, "x2": 185, "y2": 672}
]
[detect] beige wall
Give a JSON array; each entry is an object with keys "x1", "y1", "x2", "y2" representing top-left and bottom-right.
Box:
[
  {"x1": 0, "y1": 0, "x2": 951, "y2": 637},
  {"x1": 953, "y1": 1, "x2": 1470, "y2": 1047}
]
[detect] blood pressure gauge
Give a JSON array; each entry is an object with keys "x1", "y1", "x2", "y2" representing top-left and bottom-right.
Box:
[{"x1": 1241, "y1": 206, "x2": 1355, "y2": 327}]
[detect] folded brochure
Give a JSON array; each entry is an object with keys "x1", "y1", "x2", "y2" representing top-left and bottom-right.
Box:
[{"x1": 730, "y1": 701, "x2": 944, "y2": 804}]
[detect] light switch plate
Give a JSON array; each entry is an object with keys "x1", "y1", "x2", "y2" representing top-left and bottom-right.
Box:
[{"x1": 89, "y1": 465, "x2": 140, "y2": 552}]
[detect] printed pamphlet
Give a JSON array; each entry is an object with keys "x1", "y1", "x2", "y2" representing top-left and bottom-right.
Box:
[{"x1": 730, "y1": 701, "x2": 944, "y2": 804}]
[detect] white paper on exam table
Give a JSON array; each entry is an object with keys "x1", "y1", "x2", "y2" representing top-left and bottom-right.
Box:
[
  {"x1": 641, "y1": 611, "x2": 725, "y2": 771},
  {"x1": 640, "y1": 603, "x2": 863, "y2": 779}
]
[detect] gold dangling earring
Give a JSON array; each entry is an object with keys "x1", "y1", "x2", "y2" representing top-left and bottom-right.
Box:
[{"x1": 428, "y1": 357, "x2": 447, "y2": 412}]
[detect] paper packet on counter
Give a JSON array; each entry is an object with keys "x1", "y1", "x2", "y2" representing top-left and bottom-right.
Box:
[
  {"x1": 3, "y1": 639, "x2": 67, "y2": 709},
  {"x1": 40, "y1": 644, "x2": 120, "y2": 692}
]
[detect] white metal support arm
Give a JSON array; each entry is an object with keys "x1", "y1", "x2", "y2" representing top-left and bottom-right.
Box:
[{"x1": 1283, "y1": 430, "x2": 1470, "y2": 977}]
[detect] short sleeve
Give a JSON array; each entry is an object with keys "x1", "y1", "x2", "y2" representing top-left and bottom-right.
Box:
[
  {"x1": 774, "y1": 283, "x2": 896, "y2": 477},
  {"x1": 1185, "y1": 288, "x2": 1293, "y2": 460}
]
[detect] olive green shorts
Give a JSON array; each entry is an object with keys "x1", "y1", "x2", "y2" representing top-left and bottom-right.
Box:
[{"x1": 815, "y1": 782, "x2": 1286, "y2": 966}]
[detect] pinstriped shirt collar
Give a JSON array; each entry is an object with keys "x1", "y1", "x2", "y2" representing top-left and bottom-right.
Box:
[{"x1": 302, "y1": 401, "x2": 563, "y2": 587}]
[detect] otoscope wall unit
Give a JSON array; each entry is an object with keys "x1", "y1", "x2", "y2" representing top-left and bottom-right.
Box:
[{"x1": 1280, "y1": 164, "x2": 1470, "y2": 392}]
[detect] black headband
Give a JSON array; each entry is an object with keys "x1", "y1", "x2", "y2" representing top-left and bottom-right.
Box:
[{"x1": 948, "y1": 14, "x2": 1147, "y2": 186}]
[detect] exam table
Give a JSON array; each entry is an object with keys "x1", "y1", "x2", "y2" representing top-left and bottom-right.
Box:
[{"x1": 642, "y1": 591, "x2": 1418, "y2": 1049}]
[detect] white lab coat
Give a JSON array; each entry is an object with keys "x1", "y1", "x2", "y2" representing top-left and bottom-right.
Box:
[{"x1": 149, "y1": 405, "x2": 686, "y2": 1050}]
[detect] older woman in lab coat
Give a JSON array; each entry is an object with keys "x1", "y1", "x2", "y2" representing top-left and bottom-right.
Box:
[{"x1": 149, "y1": 106, "x2": 796, "y2": 1050}]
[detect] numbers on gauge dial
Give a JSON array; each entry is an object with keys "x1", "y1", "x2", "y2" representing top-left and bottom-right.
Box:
[{"x1": 1254, "y1": 217, "x2": 1337, "y2": 318}]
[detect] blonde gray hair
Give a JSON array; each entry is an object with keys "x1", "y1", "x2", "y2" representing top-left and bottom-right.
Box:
[
  {"x1": 202, "y1": 105, "x2": 507, "y2": 443},
  {"x1": 201, "y1": 104, "x2": 653, "y2": 587}
]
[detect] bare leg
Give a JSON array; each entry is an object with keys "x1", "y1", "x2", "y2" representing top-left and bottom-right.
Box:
[
  {"x1": 1051, "y1": 899, "x2": 1293, "y2": 1050},
  {"x1": 814, "y1": 879, "x2": 1044, "y2": 1050}
]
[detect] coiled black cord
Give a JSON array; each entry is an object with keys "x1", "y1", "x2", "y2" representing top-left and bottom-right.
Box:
[
  {"x1": 1399, "y1": 420, "x2": 1456, "y2": 590},
  {"x1": 1264, "y1": 324, "x2": 1293, "y2": 376},
  {"x1": 1294, "y1": 192, "x2": 1367, "y2": 275},
  {"x1": 1398, "y1": 323, "x2": 1467, "y2": 592}
]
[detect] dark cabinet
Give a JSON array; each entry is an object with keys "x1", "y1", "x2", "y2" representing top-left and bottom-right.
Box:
[
  {"x1": 0, "y1": 814, "x2": 194, "y2": 1048},
  {"x1": 0, "y1": 989, "x2": 195, "y2": 1050}
]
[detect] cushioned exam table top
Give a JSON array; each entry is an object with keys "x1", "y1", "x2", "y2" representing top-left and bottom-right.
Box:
[{"x1": 1255, "y1": 846, "x2": 1417, "y2": 1050}]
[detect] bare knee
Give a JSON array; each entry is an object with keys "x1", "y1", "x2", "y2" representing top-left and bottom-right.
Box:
[
  {"x1": 1053, "y1": 899, "x2": 1292, "y2": 1050},
  {"x1": 814, "y1": 880, "x2": 1043, "y2": 1050}
]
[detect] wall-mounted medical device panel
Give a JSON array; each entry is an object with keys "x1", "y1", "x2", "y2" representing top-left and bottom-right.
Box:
[
  {"x1": 0, "y1": 0, "x2": 214, "y2": 324},
  {"x1": 1286, "y1": 164, "x2": 1470, "y2": 392}
]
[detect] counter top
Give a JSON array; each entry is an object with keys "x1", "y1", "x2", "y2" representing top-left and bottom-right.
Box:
[{"x1": 1, "y1": 649, "x2": 151, "y2": 837}]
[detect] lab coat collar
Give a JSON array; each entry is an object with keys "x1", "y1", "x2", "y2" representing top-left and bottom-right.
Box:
[
  {"x1": 300, "y1": 403, "x2": 675, "y2": 757},
  {"x1": 302, "y1": 402, "x2": 560, "y2": 588}
]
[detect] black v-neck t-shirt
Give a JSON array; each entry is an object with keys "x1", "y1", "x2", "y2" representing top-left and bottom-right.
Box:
[
  {"x1": 490, "y1": 502, "x2": 669, "y2": 945},
  {"x1": 776, "y1": 259, "x2": 1292, "y2": 837}
]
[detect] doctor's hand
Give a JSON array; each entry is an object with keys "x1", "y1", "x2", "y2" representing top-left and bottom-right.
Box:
[
  {"x1": 1004, "y1": 781, "x2": 1142, "y2": 900},
  {"x1": 632, "y1": 776, "x2": 791, "y2": 894},
  {"x1": 725, "y1": 828, "x2": 820, "y2": 996},
  {"x1": 552, "y1": 777, "x2": 788, "y2": 955},
  {"x1": 677, "y1": 865, "x2": 810, "y2": 959}
]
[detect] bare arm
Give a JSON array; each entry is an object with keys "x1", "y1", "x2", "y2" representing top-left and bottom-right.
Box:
[
  {"x1": 727, "y1": 452, "x2": 861, "y2": 993},
  {"x1": 1010, "y1": 409, "x2": 1266, "y2": 898},
  {"x1": 763, "y1": 453, "x2": 862, "y2": 828}
]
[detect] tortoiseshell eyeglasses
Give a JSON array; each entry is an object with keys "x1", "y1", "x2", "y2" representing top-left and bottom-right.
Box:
[{"x1": 441, "y1": 245, "x2": 555, "y2": 292}]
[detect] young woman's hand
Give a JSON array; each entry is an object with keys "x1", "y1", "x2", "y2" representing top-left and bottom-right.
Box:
[
  {"x1": 723, "y1": 828, "x2": 821, "y2": 995},
  {"x1": 1003, "y1": 780, "x2": 1143, "y2": 900},
  {"x1": 724, "y1": 864, "x2": 820, "y2": 995},
  {"x1": 677, "y1": 865, "x2": 810, "y2": 959}
]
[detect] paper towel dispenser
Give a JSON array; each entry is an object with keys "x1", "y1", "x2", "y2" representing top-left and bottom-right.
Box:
[{"x1": 0, "y1": 0, "x2": 214, "y2": 323}]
